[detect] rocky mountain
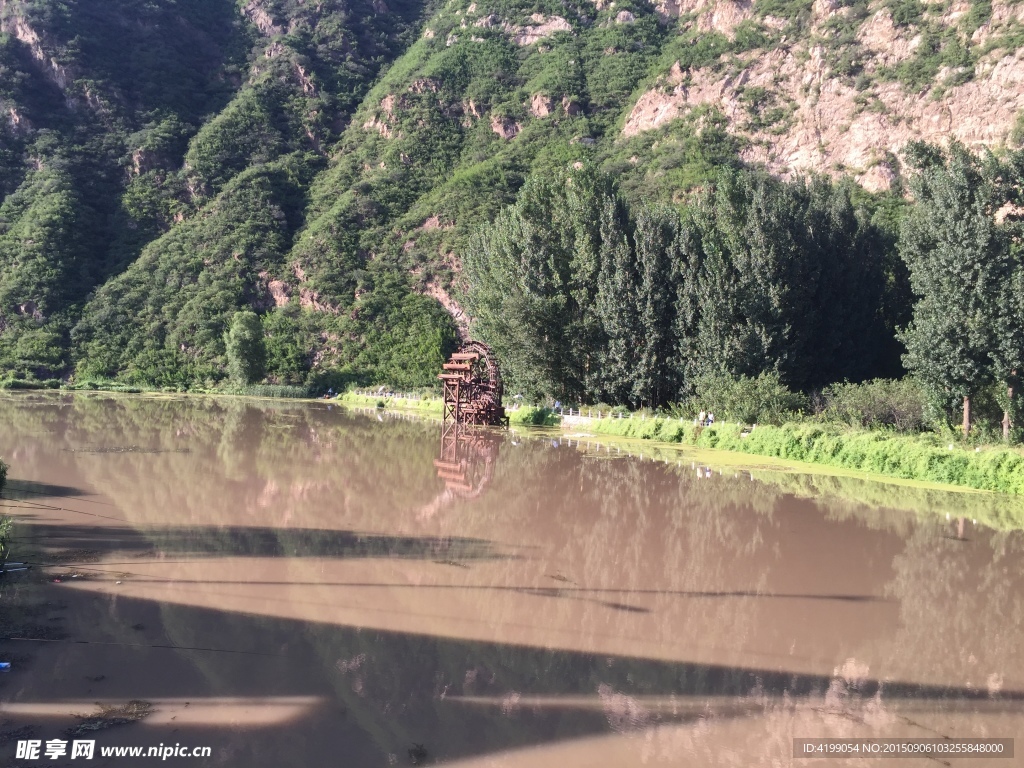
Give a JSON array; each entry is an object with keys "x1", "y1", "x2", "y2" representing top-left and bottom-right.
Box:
[
  {"x1": 0, "y1": 0, "x2": 1019, "y2": 387},
  {"x1": 626, "y1": 0, "x2": 1024, "y2": 191}
]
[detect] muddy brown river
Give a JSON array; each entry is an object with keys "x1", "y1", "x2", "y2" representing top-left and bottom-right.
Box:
[{"x1": 0, "y1": 393, "x2": 1022, "y2": 766}]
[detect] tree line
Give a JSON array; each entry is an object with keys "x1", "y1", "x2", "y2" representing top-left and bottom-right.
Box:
[
  {"x1": 463, "y1": 164, "x2": 907, "y2": 407},
  {"x1": 464, "y1": 143, "x2": 1024, "y2": 438}
]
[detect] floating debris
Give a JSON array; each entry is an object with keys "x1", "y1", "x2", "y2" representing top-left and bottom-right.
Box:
[
  {"x1": 408, "y1": 743, "x2": 429, "y2": 765},
  {"x1": 66, "y1": 700, "x2": 152, "y2": 736}
]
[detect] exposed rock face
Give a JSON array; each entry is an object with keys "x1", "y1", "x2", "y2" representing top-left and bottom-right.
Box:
[
  {"x1": 242, "y1": 0, "x2": 282, "y2": 37},
  {"x1": 655, "y1": 0, "x2": 684, "y2": 20},
  {"x1": 16, "y1": 300, "x2": 43, "y2": 321},
  {"x1": 409, "y1": 77, "x2": 440, "y2": 94},
  {"x1": 362, "y1": 93, "x2": 397, "y2": 137},
  {"x1": 424, "y1": 280, "x2": 469, "y2": 337},
  {"x1": 506, "y1": 15, "x2": 573, "y2": 45},
  {"x1": 419, "y1": 215, "x2": 450, "y2": 231},
  {"x1": 258, "y1": 271, "x2": 292, "y2": 308},
  {"x1": 490, "y1": 115, "x2": 521, "y2": 139},
  {"x1": 615, "y1": 10, "x2": 636, "y2": 23},
  {"x1": 0, "y1": 9, "x2": 72, "y2": 92},
  {"x1": 299, "y1": 287, "x2": 338, "y2": 314},
  {"x1": 6, "y1": 106, "x2": 28, "y2": 135},
  {"x1": 696, "y1": 0, "x2": 751, "y2": 36},
  {"x1": 623, "y1": 0, "x2": 1024, "y2": 191},
  {"x1": 531, "y1": 93, "x2": 555, "y2": 117}
]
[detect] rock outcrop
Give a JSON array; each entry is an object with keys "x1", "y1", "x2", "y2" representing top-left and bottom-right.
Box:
[
  {"x1": 490, "y1": 115, "x2": 521, "y2": 139},
  {"x1": 623, "y1": 0, "x2": 1024, "y2": 190},
  {"x1": 506, "y1": 14, "x2": 573, "y2": 45}
]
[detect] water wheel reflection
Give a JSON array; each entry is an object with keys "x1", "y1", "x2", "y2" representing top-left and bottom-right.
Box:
[{"x1": 433, "y1": 424, "x2": 502, "y2": 500}]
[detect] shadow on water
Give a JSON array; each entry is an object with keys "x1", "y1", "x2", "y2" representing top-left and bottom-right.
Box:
[
  {"x1": 2, "y1": 574, "x2": 1022, "y2": 767},
  {"x1": 21, "y1": 523, "x2": 515, "y2": 563},
  {"x1": 1, "y1": 480, "x2": 106, "y2": 502}
]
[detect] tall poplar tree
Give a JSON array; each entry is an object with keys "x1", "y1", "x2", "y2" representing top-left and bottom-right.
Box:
[
  {"x1": 595, "y1": 195, "x2": 639, "y2": 404},
  {"x1": 632, "y1": 205, "x2": 681, "y2": 407},
  {"x1": 898, "y1": 141, "x2": 1005, "y2": 436},
  {"x1": 463, "y1": 164, "x2": 615, "y2": 401},
  {"x1": 988, "y1": 151, "x2": 1024, "y2": 439}
]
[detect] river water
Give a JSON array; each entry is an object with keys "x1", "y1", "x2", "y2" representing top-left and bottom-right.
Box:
[{"x1": 0, "y1": 393, "x2": 1021, "y2": 766}]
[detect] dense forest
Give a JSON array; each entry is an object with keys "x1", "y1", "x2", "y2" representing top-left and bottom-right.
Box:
[
  {"x1": 0, "y1": 0, "x2": 1023, "y2": 437},
  {"x1": 465, "y1": 144, "x2": 1024, "y2": 439}
]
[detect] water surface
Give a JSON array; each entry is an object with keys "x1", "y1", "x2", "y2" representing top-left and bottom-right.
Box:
[{"x1": 0, "y1": 393, "x2": 1021, "y2": 766}]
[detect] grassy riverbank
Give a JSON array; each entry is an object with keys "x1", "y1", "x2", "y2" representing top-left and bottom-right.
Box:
[
  {"x1": 338, "y1": 391, "x2": 1024, "y2": 497},
  {"x1": 336, "y1": 391, "x2": 445, "y2": 416},
  {"x1": 576, "y1": 417, "x2": 1024, "y2": 496}
]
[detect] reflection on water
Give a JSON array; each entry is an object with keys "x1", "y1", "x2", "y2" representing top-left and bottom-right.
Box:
[{"x1": 0, "y1": 393, "x2": 1022, "y2": 767}]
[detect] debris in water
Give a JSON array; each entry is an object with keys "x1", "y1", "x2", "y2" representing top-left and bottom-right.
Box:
[
  {"x1": 408, "y1": 743, "x2": 428, "y2": 764},
  {"x1": 66, "y1": 700, "x2": 152, "y2": 736}
]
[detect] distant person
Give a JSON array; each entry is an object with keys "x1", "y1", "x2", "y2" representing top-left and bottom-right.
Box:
[
  {"x1": 698, "y1": 410, "x2": 706, "y2": 426},
  {"x1": 707, "y1": 412, "x2": 715, "y2": 425}
]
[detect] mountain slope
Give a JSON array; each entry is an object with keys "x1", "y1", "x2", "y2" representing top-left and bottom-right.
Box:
[{"x1": 0, "y1": 0, "x2": 1021, "y2": 388}]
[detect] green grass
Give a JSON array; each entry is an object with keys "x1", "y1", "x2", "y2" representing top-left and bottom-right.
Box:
[
  {"x1": 222, "y1": 384, "x2": 311, "y2": 399},
  {"x1": 337, "y1": 391, "x2": 446, "y2": 415},
  {"x1": 508, "y1": 406, "x2": 559, "y2": 426},
  {"x1": 579, "y1": 416, "x2": 1024, "y2": 495},
  {"x1": 0, "y1": 378, "x2": 61, "y2": 390}
]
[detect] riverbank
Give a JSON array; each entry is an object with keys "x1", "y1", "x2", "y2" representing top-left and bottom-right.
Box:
[
  {"x1": 580, "y1": 416, "x2": 1024, "y2": 496},
  {"x1": 5, "y1": 386, "x2": 1023, "y2": 500},
  {"x1": 337, "y1": 392, "x2": 1024, "y2": 497}
]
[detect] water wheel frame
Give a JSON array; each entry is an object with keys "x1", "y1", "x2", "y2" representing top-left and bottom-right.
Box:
[{"x1": 438, "y1": 341, "x2": 507, "y2": 427}]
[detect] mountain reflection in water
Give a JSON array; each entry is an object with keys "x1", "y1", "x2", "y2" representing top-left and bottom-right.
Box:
[{"x1": 0, "y1": 393, "x2": 1021, "y2": 767}]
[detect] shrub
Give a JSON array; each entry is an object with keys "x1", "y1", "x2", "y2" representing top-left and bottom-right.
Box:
[
  {"x1": 820, "y1": 378, "x2": 928, "y2": 432},
  {"x1": 684, "y1": 371, "x2": 807, "y2": 424},
  {"x1": 0, "y1": 515, "x2": 10, "y2": 561},
  {"x1": 509, "y1": 406, "x2": 560, "y2": 426},
  {"x1": 225, "y1": 311, "x2": 268, "y2": 386}
]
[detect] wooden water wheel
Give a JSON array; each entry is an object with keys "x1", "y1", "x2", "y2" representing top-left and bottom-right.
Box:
[{"x1": 438, "y1": 341, "x2": 507, "y2": 426}]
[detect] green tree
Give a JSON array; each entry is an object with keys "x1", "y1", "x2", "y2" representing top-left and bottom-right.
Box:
[
  {"x1": 675, "y1": 171, "x2": 891, "y2": 395},
  {"x1": 594, "y1": 195, "x2": 639, "y2": 404},
  {"x1": 463, "y1": 165, "x2": 613, "y2": 401},
  {"x1": 988, "y1": 150, "x2": 1024, "y2": 439},
  {"x1": 225, "y1": 310, "x2": 267, "y2": 385},
  {"x1": 631, "y1": 205, "x2": 681, "y2": 407},
  {"x1": 898, "y1": 141, "x2": 1007, "y2": 436}
]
